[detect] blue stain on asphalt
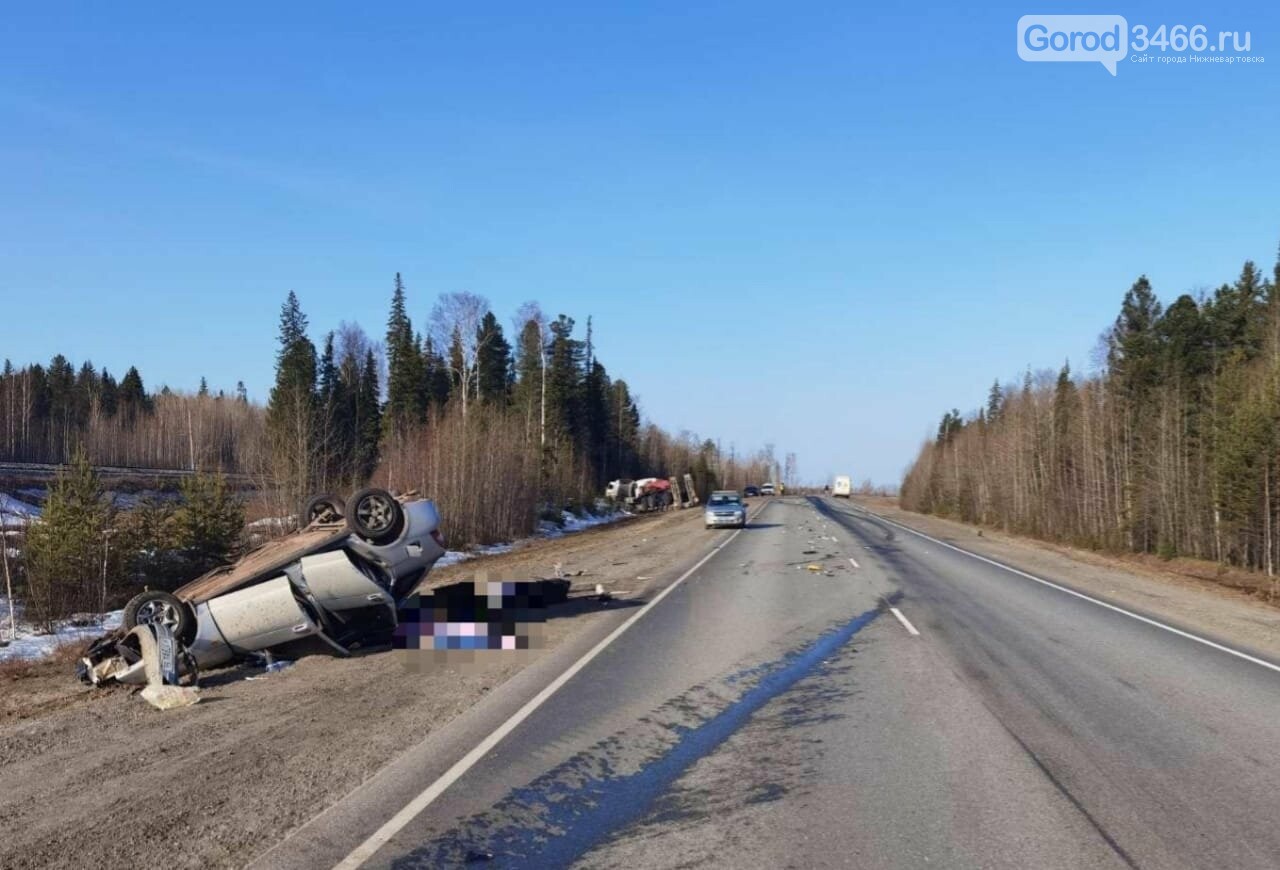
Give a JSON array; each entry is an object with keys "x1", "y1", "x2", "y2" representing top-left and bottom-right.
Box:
[{"x1": 391, "y1": 605, "x2": 882, "y2": 869}]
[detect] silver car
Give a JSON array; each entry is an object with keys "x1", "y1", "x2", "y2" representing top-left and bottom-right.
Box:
[
  {"x1": 705, "y1": 491, "x2": 747, "y2": 529},
  {"x1": 80, "y1": 488, "x2": 448, "y2": 686}
]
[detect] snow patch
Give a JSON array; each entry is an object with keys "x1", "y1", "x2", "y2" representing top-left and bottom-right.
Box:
[
  {"x1": 438, "y1": 509, "x2": 629, "y2": 568},
  {"x1": 539, "y1": 508, "x2": 631, "y2": 538},
  {"x1": 0, "y1": 493, "x2": 41, "y2": 528},
  {"x1": 0, "y1": 596, "x2": 122, "y2": 662}
]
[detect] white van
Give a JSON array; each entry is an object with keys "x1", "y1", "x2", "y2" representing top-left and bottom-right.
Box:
[{"x1": 832, "y1": 475, "x2": 852, "y2": 498}]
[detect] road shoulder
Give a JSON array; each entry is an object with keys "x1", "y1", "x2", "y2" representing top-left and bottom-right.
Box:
[
  {"x1": 850, "y1": 497, "x2": 1280, "y2": 664},
  {"x1": 0, "y1": 504, "x2": 734, "y2": 870}
]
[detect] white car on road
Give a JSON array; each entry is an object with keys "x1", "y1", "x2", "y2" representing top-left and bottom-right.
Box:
[{"x1": 705, "y1": 491, "x2": 748, "y2": 529}]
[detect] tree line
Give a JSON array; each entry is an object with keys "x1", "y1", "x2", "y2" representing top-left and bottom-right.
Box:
[
  {"x1": 0, "y1": 356, "x2": 260, "y2": 471},
  {"x1": 3, "y1": 275, "x2": 787, "y2": 624},
  {"x1": 263, "y1": 275, "x2": 774, "y2": 545},
  {"x1": 902, "y1": 242, "x2": 1280, "y2": 592}
]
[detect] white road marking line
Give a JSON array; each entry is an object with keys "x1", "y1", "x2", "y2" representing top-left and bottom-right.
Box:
[
  {"x1": 332, "y1": 503, "x2": 769, "y2": 869},
  {"x1": 848, "y1": 556, "x2": 860, "y2": 569},
  {"x1": 890, "y1": 607, "x2": 920, "y2": 636},
  {"x1": 855, "y1": 507, "x2": 1280, "y2": 677}
]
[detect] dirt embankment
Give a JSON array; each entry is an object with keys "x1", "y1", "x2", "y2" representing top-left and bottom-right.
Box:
[
  {"x1": 0, "y1": 505, "x2": 718, "y2": 870},
  {"x1": 854, "y1": 496, "x2": 1280, "y2": 662}
]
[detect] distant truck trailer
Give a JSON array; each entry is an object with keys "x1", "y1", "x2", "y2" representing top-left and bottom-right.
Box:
[
  {"x1": 606, "y1": 477, "x2": 674, "y2": 512},
  {"x1": 832, "y1": 475, "x2": 852, "y2": 498}
]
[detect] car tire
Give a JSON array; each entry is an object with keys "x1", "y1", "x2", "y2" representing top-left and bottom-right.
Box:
[
  {"x1": 123, "y1": 590, "x2": 196, "y2": 645},
  {"x1": 346, "y1": 487, "x2": 406, "y2": 545},
  {"x1": 304, "y1": 493, "x2": 346, "y2": 526}
]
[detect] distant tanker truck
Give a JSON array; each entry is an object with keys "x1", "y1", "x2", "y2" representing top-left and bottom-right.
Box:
[{"x1": 606, "y1": 477, "x2": 674, "y2": 512}]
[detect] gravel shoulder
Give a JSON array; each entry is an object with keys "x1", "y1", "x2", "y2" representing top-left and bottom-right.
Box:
[
  {"x1": 0, "y1": 506, "x2": 717, "y2": 870},
  {"x1": 852, "y1": 496, "x2": 1280, "y2": 663}
]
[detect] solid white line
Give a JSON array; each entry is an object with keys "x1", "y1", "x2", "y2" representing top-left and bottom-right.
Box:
[
  {"x1": 332, "y1": 505, "x2": 766, "y2": 869},
  {"x1": 848, "y1": 556, "x2": 860, "y2": 570},
  {"x1": 855, "y1": 507, "x2": 1280, "y2": 677},
  {"x1": 890, "y1": 607, "x2": 920, "y2": 636}
]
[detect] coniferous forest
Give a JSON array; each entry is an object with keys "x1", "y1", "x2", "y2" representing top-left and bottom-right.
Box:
[{"x1": 902, "y1": 246, "x2": 1280, "y2": 588}]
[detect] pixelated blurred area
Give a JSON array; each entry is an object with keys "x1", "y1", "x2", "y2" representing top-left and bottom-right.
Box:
[{"x1": 395, "y1": 570, "x2": 570, "y2": 671}]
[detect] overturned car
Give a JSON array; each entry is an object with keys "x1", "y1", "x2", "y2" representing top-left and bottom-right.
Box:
[{"x1": 79, "y1": 487, "x2": 447, "y2": 688}]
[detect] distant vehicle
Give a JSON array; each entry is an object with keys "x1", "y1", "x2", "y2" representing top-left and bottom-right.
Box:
[
  {"x1": 760, "y1": 483, "x2": 775, "y2": 496},
  {"x1": 705, "y1": 491, "x2": 747, "y2": 529},
  {"x1": 832, "y1": 475, "x2": 852, "y2": 498},
  {"x1": 744, "y1": 485, "x2": 761, "y2": 497},
  {"x1": 606, "y1": 477, "x2": 674, "y2": 512}
]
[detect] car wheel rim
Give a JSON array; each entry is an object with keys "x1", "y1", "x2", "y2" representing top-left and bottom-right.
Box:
[
  {"x1": 136, "y1": 600, "x2": 180, "y2": 630},
  {"x1": 358, "y1": 495, "x2": 395, "y2": 533}
]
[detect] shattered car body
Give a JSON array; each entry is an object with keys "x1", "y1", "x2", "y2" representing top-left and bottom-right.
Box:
[{"x1": 79, "y1": 489, "x2": 447, "y2": 687}]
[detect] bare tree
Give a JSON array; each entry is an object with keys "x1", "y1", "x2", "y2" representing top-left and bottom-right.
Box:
[{"x1": 430, "y1": 292, "x2": 492, "y2": 419}]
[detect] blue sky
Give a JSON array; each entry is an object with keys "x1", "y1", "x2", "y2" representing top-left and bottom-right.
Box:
[{"x1": 2, "y1": 2, "x2": 1278, "y2": 484}]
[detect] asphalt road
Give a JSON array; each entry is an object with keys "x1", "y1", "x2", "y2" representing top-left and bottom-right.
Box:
[{"x1": 261, "y1": 496, "x2": 1280, "y2": 869}]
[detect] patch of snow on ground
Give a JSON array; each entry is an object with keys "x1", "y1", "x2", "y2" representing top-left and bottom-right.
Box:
[
  {"x1": 0, "y1": 595, "x2": 123, "y2": 662},
  {"x1": 539, "y1": 508, "x2": 631, "y2": 538},
  {"x1": 0, "y1": 493, "x2": 41, "y2": 528},
  {"x1": 439, "y1": 508, "x2": 629, "y2": 567}
]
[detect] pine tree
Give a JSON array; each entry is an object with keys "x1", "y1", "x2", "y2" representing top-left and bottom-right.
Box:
[
  {"x1": 476, "y1": 311, "x2": 513, "y2": 404},
  {"x1": 119, "y1": 366, "x2": 149, "y2": 423},
  {"x1": 316, "y1": 331, "x2": 350, "y2": 488},
  {"x1": 355, "y1": 348, "x2": 382, "y2": 482},
  {"x1": 384, "y1": 273, "x2": 426, "y2": 432},
  {"x1": 265, "y1": 291, "x2": 319, "y2": 510},
  {"x1": 609, "y1": 379, "x2": 641, "y2": 478},
  {"x1": 546, "y1": 315, "x2": 583, "y2": 443},
  {"x1": 98, "y1": 369, "x2": 119, "y2": 418},
  {"x1": 22, "y1": 449, "x2": 114, "y2": 624},
  {"x1": 512, "y1": 314, "x2": 546, "y2": 443},
  {"x1": 171, "y1": 472, "x2": 244, "y2": 575},
  {"x1": 582, "y1": 359, "x2": 611, "y2": 483},
  {"x1": 423, "y1": 336, "x2": 452, "y2": 410},
  {"x1": 198, "y1": 376, "x2": 209, "y2": 398}
]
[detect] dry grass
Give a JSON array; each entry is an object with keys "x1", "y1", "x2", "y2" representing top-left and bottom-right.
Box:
[{"x1": 0, "y1": 639, "x2": 90, "y2": 681}]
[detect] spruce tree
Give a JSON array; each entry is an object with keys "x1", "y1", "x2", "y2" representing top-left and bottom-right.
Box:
[
  {"x1": 22, "y1": 449, "x2": 114, "y2": 623},
  {"x1": 608, "y1": 379, "x2": 641, "y2": 478},
  {"x1": 355, "y1": 348, "x2": 382, "y2": 481},
  {"x1": 172, "y1": 472, "x2": 244, "y2": 575},
  {"x1": 98, "y1": 369, "x2": 119, "y2": 418},
  {"x1": 546, "y1": 315, "x2": 583, "y2": 443},
  {"x1": 265, "y1": 291, "x2": 319, "y2": 509},
  {"x1": 384, "y1": 273, "x2": 427, "y2": 432},
  {"x1": 423, "y1": 336, "x2": 452, "y2": 410},
  {"x1": 986, "y1": 379, "x2": 1003, "y2": 423},
  {"x1": 119, "y1": 366, "x2": 149, "y2": 423},
  {"x1": 476, "y1": 311, "x2": 513, "y2": 404}
]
